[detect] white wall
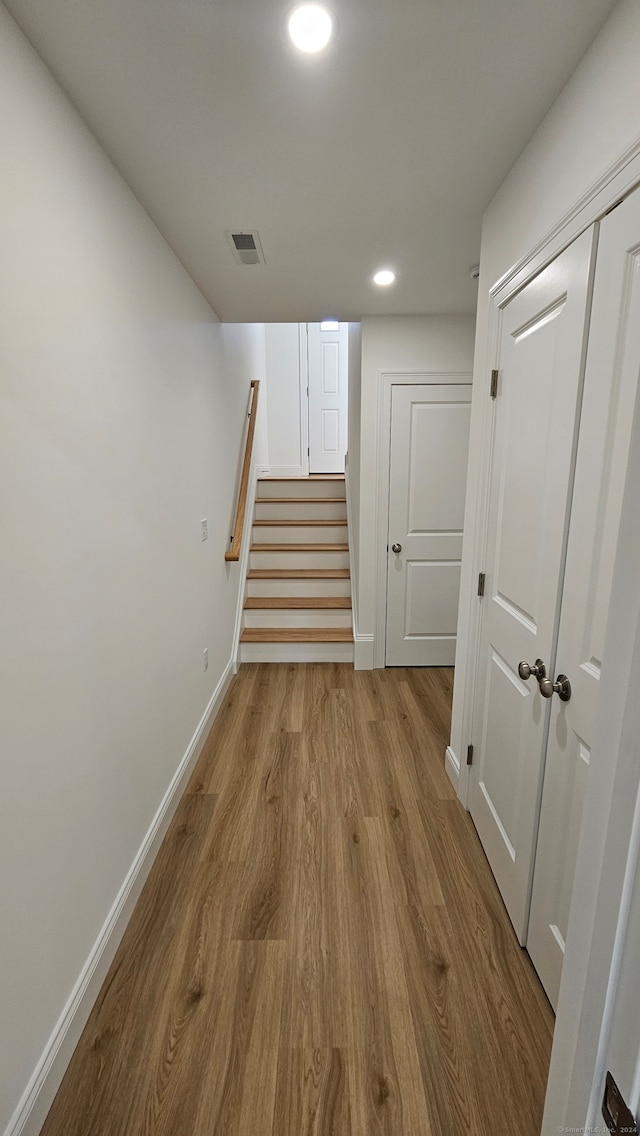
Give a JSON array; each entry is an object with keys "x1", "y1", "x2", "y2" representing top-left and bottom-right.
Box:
[
  {"x1": 354, "y1": 316, "x2": 475, "y2": 659},
  {"x1": 0, "y1": 7, "x2": 266, "y2": 1133},
  {"x1": 450, "y1": 0, "x2": 640, "y2": 776},
  {"x1": 346, "y1": 322, "x2": 362, "y2": 620},
  {"x1": 264, "y1": 323, "x2": 303, "y2": 475}
]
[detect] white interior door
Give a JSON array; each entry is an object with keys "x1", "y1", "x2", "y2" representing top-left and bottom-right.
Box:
[
  {"x1": 527, "y1": 188, "x2": 640, "y2": 1009},
  {"x1": 469, "y1": 229, "x2": 596, "y2": 942},
  {"x1": 307, "y1": 322, "x2": 348, "y2": 474},
  {"x1": 385, "y1": 383, "x2": 471, "y2": 666}
]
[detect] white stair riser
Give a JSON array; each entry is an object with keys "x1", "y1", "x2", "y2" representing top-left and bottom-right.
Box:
[
  {"x1": 255, "y1": 500, "x2": 347, "y2": 521},
  {"x1": 247, "y1": 578, "x2": 351, "y2": 597},
  {"x1": 252, "y1": 524, "x2": 347, "y2": 544},
  {"x1": 250, "y1": 550, "x2": 349, "y2": 570},
  {"x1": 244, "y1": 610, "x2": 352, "y2": 629},
  {"x1": 257, "y1": 480, "x2": 345, "y2": 500},
  {"x1": 240, "y1": 641, "x2": 354, "y2": 664}
]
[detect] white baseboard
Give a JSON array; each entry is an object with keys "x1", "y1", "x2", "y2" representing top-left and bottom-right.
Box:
[
  {"x1": 445, "y1": 745, "x2": 460, "y2": 791},
  {"x1": 5, "y1": 660, "x2": 236, "y2": 1136},
  {"x1": 354, "y1": 634, "x2": 374, "y2": 670}
]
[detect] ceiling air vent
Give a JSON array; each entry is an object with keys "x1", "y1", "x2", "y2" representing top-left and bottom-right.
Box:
[{"x1": 225, "y1": 230, "x2": 266, "y2": 266}]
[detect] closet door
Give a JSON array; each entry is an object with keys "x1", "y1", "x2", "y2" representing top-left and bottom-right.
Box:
[
  {"x1": 527, "y1": 187, "x2": 640, "y2": 1009},
  {"x1": 469, "y1": 229, "x2": 597, "y2": 942},
  {"x1": 385, "y1": 383, "x2": 471, "y2": 666}
]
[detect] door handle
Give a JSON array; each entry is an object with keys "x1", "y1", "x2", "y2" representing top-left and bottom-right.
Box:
[
  {"x1": 518, "y1": 659, "x2": 546, "y2": 682},
  {"x1": 538, "y1": 674, "x2": 572, "y2": 702},
  {"x1": 391, "y1": 543, "x2": 402, "y2": 554}
]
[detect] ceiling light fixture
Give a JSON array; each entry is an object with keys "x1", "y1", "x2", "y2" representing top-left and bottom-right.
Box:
[
  {"x1": 288, "y1": 3, "x2": 333, "y2": 53},
  {"x1": 373, "y1": 269, "x2": 396, "y2": 287}
]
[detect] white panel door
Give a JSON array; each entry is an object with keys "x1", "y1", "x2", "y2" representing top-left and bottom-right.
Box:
[
  {"x1": 469, "y1": 229, "x2": 596, "y2": 941},
  {"x1": 385, "y1": 384, "x2": 471, "y2": 666},
  {"x1": 527, "y1": 189, "x2": 640, "y2": 1008},
  {"x1": 307, "y1": 322, "x2": 348, "y2": 474}
]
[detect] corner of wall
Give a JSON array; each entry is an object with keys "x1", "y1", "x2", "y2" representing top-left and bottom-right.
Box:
[
  {"x1": 346, "y1": 463, "x2": 374, "y2": 670},
  {"x1": 445, "y1": 746, "x2": 461, "y2": 793}
]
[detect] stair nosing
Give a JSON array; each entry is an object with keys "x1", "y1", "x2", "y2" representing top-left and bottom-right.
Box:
[
  {"x1": 257, "y1": 475, "x2": 345, "y2": 481},
  {"x1": 247, "y1": 569, "x2": 350, "y2": 578},
  {"x1": 244, "y1": 596, "x2": 351, "y2": 609},
  {"x1": 240, "y1": 627, "x2": 353, "y2": 643},
  {"x1": 253, "y1": 519, "x2": 347, "y2": 526},
  {"x1": 255, "y1": 496, "x2": 346, "y2": 504},
  {"x1": 250, "y1": 543, "x2": 349, "y2": 552}
]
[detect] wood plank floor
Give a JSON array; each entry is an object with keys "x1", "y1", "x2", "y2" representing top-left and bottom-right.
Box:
[{"x1": 40, "y1": 665, "x2": 553, "y2": 1136}]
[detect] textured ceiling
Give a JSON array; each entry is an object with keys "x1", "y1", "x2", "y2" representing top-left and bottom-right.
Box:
[{"x1": 4, "y1": 0, "x2": 617, "y2": 320}]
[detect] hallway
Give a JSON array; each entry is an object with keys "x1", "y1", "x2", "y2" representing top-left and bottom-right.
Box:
[{"x1": 40, "y1": 665, "x2": 553, "y2": 1135}]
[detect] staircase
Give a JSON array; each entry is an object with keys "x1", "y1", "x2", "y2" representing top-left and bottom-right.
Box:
[{"x1": 239, "y1": 475, "x2": 354, "y2": 662}]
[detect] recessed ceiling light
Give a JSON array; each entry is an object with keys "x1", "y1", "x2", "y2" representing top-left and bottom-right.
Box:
[
  {"x1": 288, "y1": 4, "x2": 333, "y2": 53},
  {"x1": 373, "y1": 269, "x2": 396, "y2": 287}
]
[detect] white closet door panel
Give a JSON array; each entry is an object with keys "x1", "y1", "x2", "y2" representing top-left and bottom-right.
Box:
[
  {"x1": 385, "y1": 384, "x2": 470, "y2": 666},
  {"x1": 470, "y1": 229, "x2": 596, "y2": 942},
  {"x1": 528, "y1": 188, "x2": 640, "y2": 1008}
]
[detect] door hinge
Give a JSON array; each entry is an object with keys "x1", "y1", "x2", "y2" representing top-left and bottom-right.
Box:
[
  {"x1": 602, "y1": 1071, "x2": 638, "y2": 1135},
  {"x1": 467, "y1": 744, "x2": 474, "y2": 766},
  {"x1": 477, "y1": 572, "x2": 486, "y2": 597},
  {"x1": 307, "y1": 446, "x2": 310, "y2": 457},
  {"x1": 490, "y1": 369, "x2": 499, "y2": 399}
]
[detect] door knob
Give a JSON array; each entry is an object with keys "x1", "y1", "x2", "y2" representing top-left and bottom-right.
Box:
[
  {"x1": 391, "y1": 543, "x2": 402, "y2": 554},
  {"x1": 538, "y1": 674, "x2": 572, "y2": 702},
  {"x1": 518, "y1": 659, "x2": 546, "y2": 682}
]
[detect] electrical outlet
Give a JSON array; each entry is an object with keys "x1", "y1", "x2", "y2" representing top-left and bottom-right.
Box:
[
  {"x1": 201, "y1": 518, "x2": 208, "y2": 541},
  {"x1": 203, "y1": 648, "x2": 208, "y2": 671}
]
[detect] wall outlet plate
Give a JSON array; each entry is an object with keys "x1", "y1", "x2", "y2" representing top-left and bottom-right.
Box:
[
  {"x1": 201, "y1": 519, "x2": 208, "y2": 541},
  {"x1": 203, "y1": 648, "x2": 208, "y2": 671}
]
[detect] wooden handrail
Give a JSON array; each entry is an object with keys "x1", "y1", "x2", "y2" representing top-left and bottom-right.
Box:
[{"x1": 225, "y1": 380, "x2": 260, "y2": 562}]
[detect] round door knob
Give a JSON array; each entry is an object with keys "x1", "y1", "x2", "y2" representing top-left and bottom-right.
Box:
[
  {"x1": 539, "y1": 674, "x2": 572, "y2": 702},
  {"x1": 518, "y1": 659, "x2": 546, "y2": 682},
  {"x1": 391, "y1": 543, "x2": 402, "y2": 554}
]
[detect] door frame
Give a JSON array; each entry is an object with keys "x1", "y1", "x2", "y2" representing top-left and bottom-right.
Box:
[
  {"x1": 304, "y1": 321, "x2": 349, "y2": 475},
  {"x1": 451, "y1": 151, "x2": 640, "y2": 809},
  {"x1": 298, "y1": 323, "x2": 310, "y2": 478},
  {"x1": 373, "y1": 370, "x2": 472, "y2": 669}
]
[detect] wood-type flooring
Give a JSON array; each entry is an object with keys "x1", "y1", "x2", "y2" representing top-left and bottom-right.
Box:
[{"x1": 40, "y1": 664, "x2": 554, "y2": 1136}]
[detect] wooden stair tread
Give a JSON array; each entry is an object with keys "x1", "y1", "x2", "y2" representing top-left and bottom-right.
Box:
[
  {"x1": 244, "y1": 596, "x2": 351, "y2": 609},
  {"x1": 253, "y1": 519, "x2": 347, "y2": 527},
  {"x1": 258, "y1": 475, "x2": 345, "y2": 481},
  {"x1": 250, "y1": 543, "x2": 349, "y2": 552},
  {"x1": 255, "y1": 496, "x2": 346, "y2": 504},
  {"x1": 247, "y1": 569, "x2": 350, "y2": 579},
  {"x1": 241, "y1": 627, "x2": 353, "y2": 643}
]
